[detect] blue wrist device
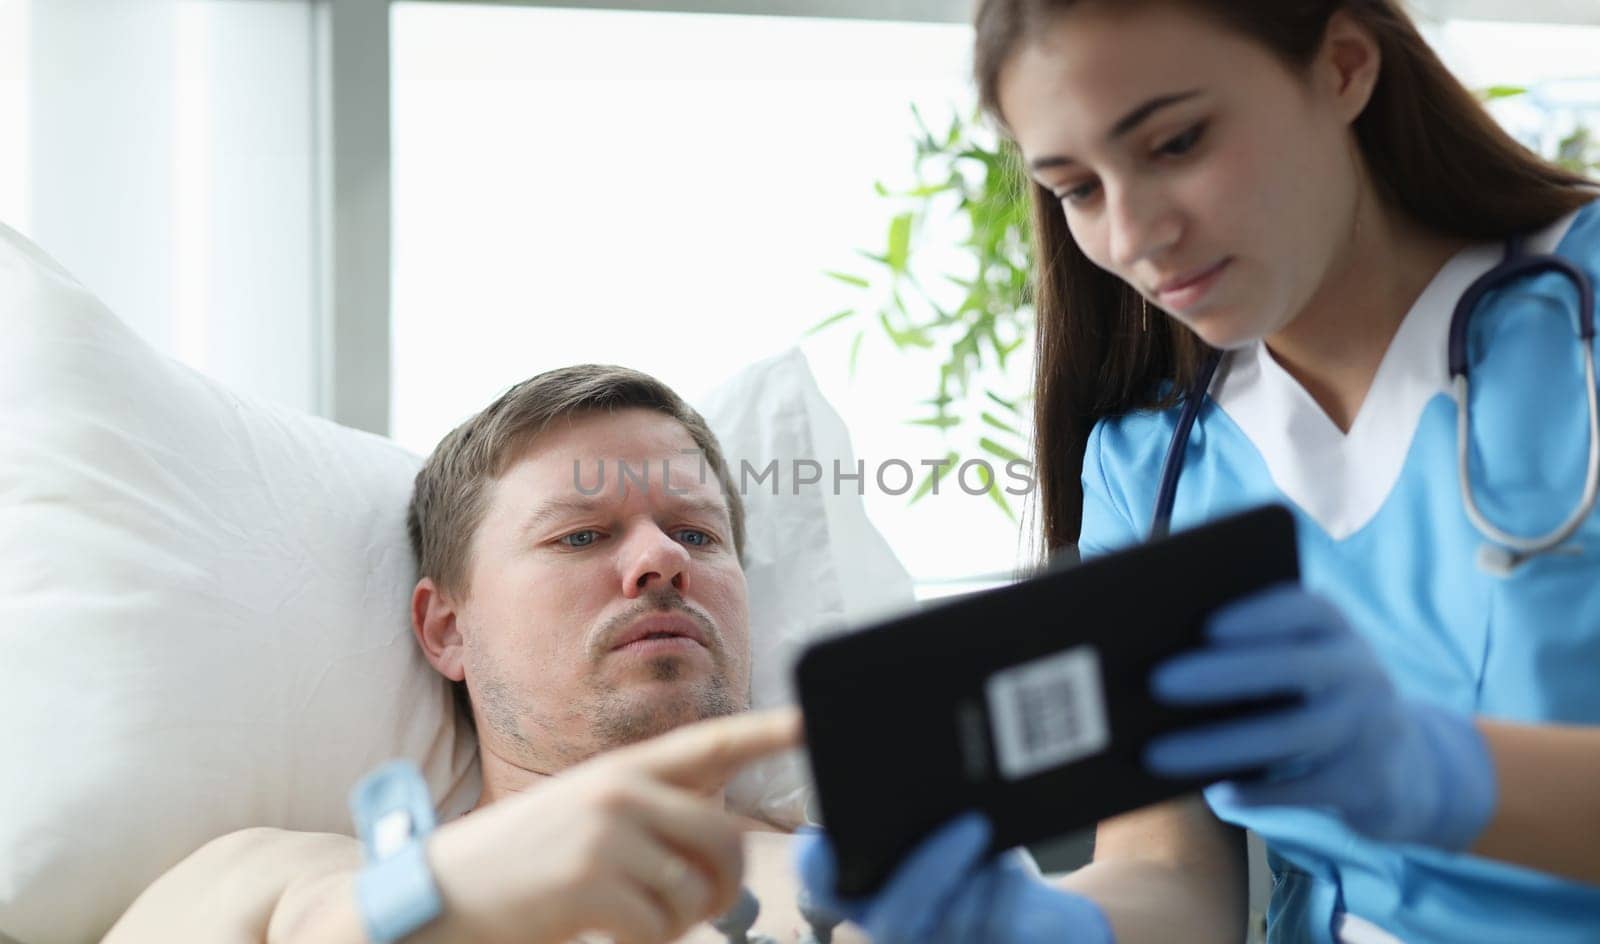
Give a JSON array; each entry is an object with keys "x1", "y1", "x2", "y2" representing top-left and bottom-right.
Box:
[{"x1": 349, "y1": 759, "x2": 444, "y2": 943}]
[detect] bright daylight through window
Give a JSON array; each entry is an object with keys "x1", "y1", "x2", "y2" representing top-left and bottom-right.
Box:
[{"x1": 388, "y1": 3, "x2": 1600, "y2": 590}]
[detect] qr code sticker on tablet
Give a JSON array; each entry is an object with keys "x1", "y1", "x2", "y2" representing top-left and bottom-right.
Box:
[{"x1": 985, "y1": 646, "x2": 1110, "y2": 781}]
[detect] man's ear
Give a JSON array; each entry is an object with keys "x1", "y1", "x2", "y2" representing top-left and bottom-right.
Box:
[
  {"x1": 412, "y1": 577, "x2": 466, "y2": 683},
  {"x1": 1316, "y1": 10, "x2": 1382, "y2": 126}
]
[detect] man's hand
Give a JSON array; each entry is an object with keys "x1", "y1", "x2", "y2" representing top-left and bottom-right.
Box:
[
  {"x1": 426, "y1": 707, "x2": 802, "y2": 944},
  {"x1": 794, "y1": 813, "x2": 1114, "y2": 943}
]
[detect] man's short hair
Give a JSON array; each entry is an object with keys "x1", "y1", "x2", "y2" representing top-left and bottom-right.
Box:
[{"x1": 407, "y1": 364, "x2": 746, "y2": 727}]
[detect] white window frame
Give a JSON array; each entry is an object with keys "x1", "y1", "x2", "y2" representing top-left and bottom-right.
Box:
[{"x1": 312, "y1": 0, "x2": 1596, "y2": 434}]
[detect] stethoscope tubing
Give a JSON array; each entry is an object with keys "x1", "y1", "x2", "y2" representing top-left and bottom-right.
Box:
[
  {"x1": 1149, "y1": 234, "x2": 1598, "y2": 573},
  {"x1": 1150, "y1": 350, "x2": 1222, "y2": 541}
]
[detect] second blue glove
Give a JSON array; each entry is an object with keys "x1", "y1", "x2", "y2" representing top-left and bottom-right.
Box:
[
  {"x1": 794, "y1": 812, "x2": 1114, "y2": 943},
  {"x1": 1144, "y1": 583, "x2": 1496, "y2": 851}
]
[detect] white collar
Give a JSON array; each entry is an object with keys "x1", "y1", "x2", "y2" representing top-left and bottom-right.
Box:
[{"x1": 1212, "y1": 210, "x2": 1582, "y2": 539}]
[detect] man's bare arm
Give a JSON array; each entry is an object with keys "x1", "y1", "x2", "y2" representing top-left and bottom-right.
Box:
[
  {"x1": 104, "y1": 710, "x2": 802, "y2": 944},
  {"x1": 100, "y1": 827, "x2": 364, "y2": 944},
  {"x1": 1059, "y1": 795, "x2": 1249, "y2": 944},
  {"x1": 100, "y1": 826, "x2": 463, "y2": 944}
]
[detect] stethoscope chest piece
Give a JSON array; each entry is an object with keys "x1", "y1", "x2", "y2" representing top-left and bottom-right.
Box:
[
  {"x1": 1475, "y1": 540, "x2": 1585, "y2": 577},
  {"x1": 1475, "y1": 543, "x2": 1525, "y2": 578}
]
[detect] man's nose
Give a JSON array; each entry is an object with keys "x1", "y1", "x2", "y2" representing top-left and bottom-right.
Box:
[{"x1": 620, "y1": 527, "x2": 691, "y2": 597}]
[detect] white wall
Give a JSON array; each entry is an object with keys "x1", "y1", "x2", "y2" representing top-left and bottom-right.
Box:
[
  {"x1": 0, "y1": 0, "x2": 30, "y2": 234},
  {"x1": 12, "y1": 0, "x2": 319, "y2": 415}
]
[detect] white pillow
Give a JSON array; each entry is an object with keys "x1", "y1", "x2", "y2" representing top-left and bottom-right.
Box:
[
  {"x1": 703, "y1": 349, "x2": 918, "y2": 827},
  {"x1": 0, "y1": 225, "x2": 477, "y2": 944},
  {"x1": 0, "y1": 225, "x2": 913, "y2": 944}
]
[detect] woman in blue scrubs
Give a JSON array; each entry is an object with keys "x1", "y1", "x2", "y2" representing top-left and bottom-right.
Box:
[{"x1": 798, "y1": 2, "x2": 1600, "y2": 941}]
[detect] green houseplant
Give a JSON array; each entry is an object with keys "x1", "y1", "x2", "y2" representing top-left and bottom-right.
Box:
[{"x1": 810, "y1": 106, "x2": 1034, "y2": 519}]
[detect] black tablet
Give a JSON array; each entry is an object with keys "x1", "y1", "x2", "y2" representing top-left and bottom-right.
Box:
[{"x1": 794, "y1": 503, "x2": 1299, "y2": 896}]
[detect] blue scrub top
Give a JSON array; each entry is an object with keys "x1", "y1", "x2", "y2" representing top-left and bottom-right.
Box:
[{"x1": 1079, "y1": 199, "x2": 1600, "y2": 943}]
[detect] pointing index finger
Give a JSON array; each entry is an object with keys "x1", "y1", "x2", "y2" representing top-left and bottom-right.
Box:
[{"x1": 611, "y1": 707, "x2": 805, "y2": 792}]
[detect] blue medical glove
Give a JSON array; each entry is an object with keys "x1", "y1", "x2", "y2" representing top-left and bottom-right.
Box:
[
  {"x1": 1145, "y1": 583, "x2": 1496, "y2": 851},
  {"x1": 793, "y1": 812, "x2": 1114, "y2": 944}
]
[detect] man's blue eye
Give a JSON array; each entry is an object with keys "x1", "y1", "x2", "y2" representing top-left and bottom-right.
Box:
[
  {"x1": 560, "y1": 530, "x2": 599, "y2": 547},
  {"x1": 677, "y1": 530, "x2": 711, "y2": 547}
]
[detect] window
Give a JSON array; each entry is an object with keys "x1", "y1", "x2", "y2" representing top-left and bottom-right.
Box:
[
  {"x1": 392, "y1": 4, "x2": 1600, "y2": 590},
  {"x1": 391, "y1": 3, "x2": 1021, "y2": 587},
  {"x1": 1432, "y1": 18, "x2": 1600, "y2": 156}
]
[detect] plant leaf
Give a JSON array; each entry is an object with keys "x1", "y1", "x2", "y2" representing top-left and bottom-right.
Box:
[
  {"x1": 981, "y1": 411, "x2": 1020, "y2": 436},
  {"x1": 910, "y1": 102, "x2": 937, "y2": 150},
  {"x1": 1479, "y1": 85, "x2": 1527, "y2": 101},
  {"x1": 879, "y1": 309, "x2": 934, "y2": 349},
  {"x1": 826, "y1": 271, "x2": 870, "y2": 289},
  {"x1": 985, "y1": 390, "x2": 1020, "y2": 414},
  {"x1": 908, "y1": 451, "x2": 960, "y2": 505},
  {"x1": 805, "y1": 309, "x2": 856, "y2": 336},
  {"x1": 986, "y1": 477, "x2": 1016, "y2": 521},
  {"x1": 979, "y1": 436, "x2": 1024, "y2": 464},
  {"x1": 887, "y1": 213, "x2": 913, "y2": 273}
]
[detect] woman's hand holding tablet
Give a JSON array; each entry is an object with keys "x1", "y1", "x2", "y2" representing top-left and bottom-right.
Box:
[{"x1": 1145, "y1": 585, "x2": 1497, "y2": 851}]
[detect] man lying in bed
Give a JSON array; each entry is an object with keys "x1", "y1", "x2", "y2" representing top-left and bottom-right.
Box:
[{"x1": 103, "y1": 364, "x2": 866, "y2": 944}]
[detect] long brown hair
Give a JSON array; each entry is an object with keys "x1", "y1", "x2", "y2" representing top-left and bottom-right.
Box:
[{"x1": 974, "y1": 0, "x2": 1596, "y2": 555}]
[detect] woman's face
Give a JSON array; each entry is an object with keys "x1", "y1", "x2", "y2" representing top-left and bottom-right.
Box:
[{"x1": 998, "y1": 4, "x2": 1369, "y2": 349}]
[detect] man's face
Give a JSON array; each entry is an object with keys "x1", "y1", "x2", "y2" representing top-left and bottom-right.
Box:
[{"x1": 453, "y1": 408, "x2": 750, "y2": 771}]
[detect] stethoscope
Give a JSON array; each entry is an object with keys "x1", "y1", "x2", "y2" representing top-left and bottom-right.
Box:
[{"x1": 1151, "y1": 234, "x2": 1598, "y2": 577}]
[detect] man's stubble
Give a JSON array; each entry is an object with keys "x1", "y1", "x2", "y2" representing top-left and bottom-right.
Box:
[{"x1": 467, "y1": 592, "x2": 749, "y2": 771}]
